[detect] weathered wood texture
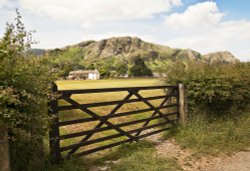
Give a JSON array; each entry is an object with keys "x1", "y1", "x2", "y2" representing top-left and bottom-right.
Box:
[
  {"x1": 178, "y1": 83, "x2": 188, "y2": 124},
  {"x1": 48, "y1": 83, "x2": 61, "y2": 163},
  {"x1": 49, "y1": 84, "x2": 185, "y2": 163}
]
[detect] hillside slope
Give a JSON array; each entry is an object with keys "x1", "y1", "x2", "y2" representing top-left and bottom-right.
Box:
[
  {"x1": 46, "y1": 36, "x2": 238, "y2": 63},
  {"x1": 41, "y1": 36, "x2": 239, "y2": 77}
]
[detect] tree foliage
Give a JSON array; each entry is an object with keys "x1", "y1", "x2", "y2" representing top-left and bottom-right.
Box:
[
  {"x1": 0, "y1": 10, "x2": 55, "y2": 170},
  {"x1": 128, "y1": 56, "x2": 153, "y2": 77},
  {"x1": 114, "y1": 59, "x2": 128, "y2": 77},
  {"x1": 46, "y1": 47, "x2": 86, "y2": 77}
]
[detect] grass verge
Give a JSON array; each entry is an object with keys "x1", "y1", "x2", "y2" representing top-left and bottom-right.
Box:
[{"x1": 170, "y1": 110, "x2": 250, "y2": 155}]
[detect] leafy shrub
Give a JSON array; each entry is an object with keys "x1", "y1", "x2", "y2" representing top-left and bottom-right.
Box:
[
  {"x1": 0, "y1": 10, "x2": 55, "y2": 170},
  {"x1": 164, "y1": 61, "x2": 250, "y2": 115}
]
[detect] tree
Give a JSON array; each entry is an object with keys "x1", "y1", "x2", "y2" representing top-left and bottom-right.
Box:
[
  {"x1": 115, "y1": 60, "x2": 128, "y2": 77},
  {"x1": 86, "y1": 63, "x2": 95, "y2": 70},
  {"x1": 99, "y1": 68, "x2": 111, "y2": 78},
  {"x1": 128, "y1": 56, "x2": 153, "y2": 77},
  {"x1": 0, "y1": 10, "x2": 55, "y2": 170}
]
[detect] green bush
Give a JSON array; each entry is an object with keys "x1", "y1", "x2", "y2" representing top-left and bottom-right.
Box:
[
  {"x1": 0, "y1": 10, "x2": 55, "y2": 170},
  {"x1": 164, "y1": 61, "x2": 250, "y2": 115}
]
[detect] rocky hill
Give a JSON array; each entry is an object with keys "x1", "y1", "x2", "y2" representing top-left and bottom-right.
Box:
[
  {"x1": 42, "y1": 36, "x2": 239, "y2": 77},
  {"x1": 47, "y1": 37, "x2": 198, "y2": 62},
  {"x1": 47, "y1": 36, "x2": 238, "y2": 63}
]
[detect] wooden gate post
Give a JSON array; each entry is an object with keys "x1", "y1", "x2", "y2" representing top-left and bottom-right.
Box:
[
  {"x1": 48, "y1": 83, "x2": 61, "y2": 163},
  {"x1": 0, "y1": 122, "x2": 10, "y2": 171},
  {"x1": 178, "y1": 83, "x2": 188, "y2": 125}
]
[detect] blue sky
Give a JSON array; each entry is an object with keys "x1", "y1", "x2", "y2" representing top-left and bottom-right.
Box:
[{"x1": 0, "y1": 0, "x2": 250, "y2": 61}]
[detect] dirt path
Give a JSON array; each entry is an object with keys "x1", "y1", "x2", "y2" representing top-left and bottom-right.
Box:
[{"x1": 154, "y1": 138, "x2": 250, "y2": 171}]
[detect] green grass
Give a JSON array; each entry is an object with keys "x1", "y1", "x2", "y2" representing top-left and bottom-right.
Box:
[
  {"x1": 44, "y1": 141, "x2": 182, "y2": 171},
  {"x1": 92, "y1": 141, "x2": 155, "y2": 164},
  {"x1": 56, "y1": 78, "x2": 159, "y2": 90},
  {"x1": 92, "y1": 141, "x2": 182, "y2": 171},
  {"x1": 169, "y1": 110, "x2": 250, "y2": 155},
  {"x1": 111, "y1": 151, "x2": 181, "y2": 171},
  {"x1": 43, "y1": 158, "x2": 87, "y2": 171}
]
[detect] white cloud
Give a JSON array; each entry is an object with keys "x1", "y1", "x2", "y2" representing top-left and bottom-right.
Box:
[
  {"x1": 164, "y1": 1, "x2": 250, "y2": 61},
  {"x1": 0, "y1": 0, "x2": 7, "y2": 7},
  {"x1": 164, "y1": 1, "x2": 224, "y2": 34},
  {"x1": 20, "y1": 0, "x2": 182, "y2": 24}
]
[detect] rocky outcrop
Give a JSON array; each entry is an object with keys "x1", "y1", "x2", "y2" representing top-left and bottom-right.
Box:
[
  {"x1": 174, "y1": 49, "x2": 201, "y2": 61},
  {"x1": 202, "y1": 51, "x2": 239, "y2": 64},
  {"x1": 75, "y1": 36, "x2": 173, "y2": 60}
]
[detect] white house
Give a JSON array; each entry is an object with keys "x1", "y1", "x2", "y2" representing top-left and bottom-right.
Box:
[{"x1": 67, "y1": 69, "x2": 100, "y2": 80}]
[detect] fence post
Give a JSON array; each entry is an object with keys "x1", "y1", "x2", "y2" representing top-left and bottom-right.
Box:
[
  {"x1": 178, "y1": 83, "x2": 188, "y2": 125},
  {"x1": 0, "y1": 122, "x2": 10, "y2": 171},
  {"x1": 48, "y1": 83, "x2": 61, "y2": 163}
]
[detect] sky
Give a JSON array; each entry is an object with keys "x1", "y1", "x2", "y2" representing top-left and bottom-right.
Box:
[{"x1": 0, "y1": 0, "x2": 250, "y2": 61}]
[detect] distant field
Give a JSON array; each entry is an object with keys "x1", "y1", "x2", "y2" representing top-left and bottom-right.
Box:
[{"x1": 56, "y1": 78, "x2": 160, "y2": 90}]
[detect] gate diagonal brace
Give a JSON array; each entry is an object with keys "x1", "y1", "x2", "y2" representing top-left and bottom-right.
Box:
[
  {"x1": 134, "y1": 89, "x2": 176, "y2": 137},
  {"x1": 63, "y1": 93, "x2": 138, "y2": 157},
  {"x1": 131, "y1": 90, "x2": 174, "y2": 131}
]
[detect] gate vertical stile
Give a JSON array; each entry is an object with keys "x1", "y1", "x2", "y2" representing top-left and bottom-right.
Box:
[
  {"x1": 178, "y1": 83, "x2": 187, "y2": 125},
  {"x1": 176, "y1": 84, "x2": 180, "y2": 121},
  {"x1": 48, "y1": 83, "x2": 61, "y2": 163}
]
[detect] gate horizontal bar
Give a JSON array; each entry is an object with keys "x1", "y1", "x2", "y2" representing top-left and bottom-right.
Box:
[
  {"x1": 58, "y1": 93, "x2": 178, "y2": 111},
  {"x1": 59, "y1": 104, "x2": 178, "y2": 126},
  {"x1": 59, "y1": 86, "x2": 178, "y2": 95}
]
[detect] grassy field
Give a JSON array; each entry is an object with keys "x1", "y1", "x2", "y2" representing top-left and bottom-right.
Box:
[
  {"x1": 55, "y1": 78, "x2": 177, "y2": 158},
  {"x1": 56, "y1": 78, "x2": 160, "y2": 90}
]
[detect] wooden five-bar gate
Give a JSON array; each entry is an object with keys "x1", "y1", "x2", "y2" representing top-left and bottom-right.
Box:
[{"x1": 48, "y1": 83, "x2": 186, "y2": 163}]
